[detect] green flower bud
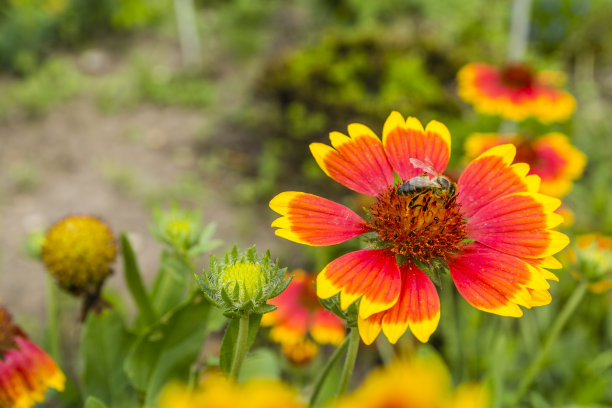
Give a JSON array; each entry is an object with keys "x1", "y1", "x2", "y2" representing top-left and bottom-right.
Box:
[
  {"x1": 151, "y1": 205, "x2": 221, "y2": 256},
  {"x1": 197, "y1": 246, "x2": 291, "y2": 317},
  {"x1": 578, "y1": 242, "x2": 612, "y2": 284}
]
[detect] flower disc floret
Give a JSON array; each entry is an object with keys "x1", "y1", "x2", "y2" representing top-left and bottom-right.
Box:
[
  {"x1": 221, "y1": 262, "x2": 266, "y2": 303},
  {"x1": 367, "y1": 186, "x2": 466, "y2": 262},
  {"x1": 270, "y1": 111, "x2": 569, "y2": 345},
  {"x1": 42, "y1": 215, "x2": 116, "y2": 295}
]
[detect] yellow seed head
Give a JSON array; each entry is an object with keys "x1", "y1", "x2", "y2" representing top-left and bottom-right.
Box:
[
  {"x1": 220, "y1": 262, "x2": 265, "y2": 302},
  {"x1": 42, "y1": 215, "x2": 117, "y2": 294}
]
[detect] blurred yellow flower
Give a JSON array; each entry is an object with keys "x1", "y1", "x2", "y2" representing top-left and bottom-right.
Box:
[
  {"x1": 42, "y1": 215, "x2": 117, "y2": 295},
  {"x1": 158, "y1": 374, "x2": 305, "y2": 408},
  {"x1": 328, "y1": 357, "x2": 489, "y2": 408}
]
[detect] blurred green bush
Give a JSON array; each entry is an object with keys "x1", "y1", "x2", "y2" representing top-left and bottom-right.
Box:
[{"x1": 0, "y1": 0, "x2": 167, "y2": 74}]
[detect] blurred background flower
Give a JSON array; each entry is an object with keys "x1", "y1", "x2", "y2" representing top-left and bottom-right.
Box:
[
  {"x1": 261, "y1": 270, "x2": 345, "y2": 364},
  {"x1": 464, "y1": 132, "x2": 586, "y2": 197},
  {"x1": 0, "y1": 304, "x2": 65, "y2": 408},
  {"x1": 457, "y1": 62, "x2": 576, "y2": 123}
]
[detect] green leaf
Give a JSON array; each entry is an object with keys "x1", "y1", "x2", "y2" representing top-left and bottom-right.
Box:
[
  {"x1": 150, "y1": 251, "x2": 190, "y2": 316},
  {"x1": 219, "y1": 313, "x2": 262, "y2": 374},
  {"x1": 81, "y1": 310, "x2": 138, "y2": 408},
  {"x1": 84, "y1": 396, "x2": 109, "y2": 408},
  {"x1": 121, "y1": 233, "x2": 157, "y2": 327},
  {"x1": 238, "y1": 348, "x2": 280, "y2": 382},
  {"x1": 123, "y1": 294, "x2": 211, "y2": 407}
]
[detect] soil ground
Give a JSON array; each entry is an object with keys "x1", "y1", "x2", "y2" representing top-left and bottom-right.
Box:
[{"x1": 0, "y1": 96, "x2": 288, "y2": 326}]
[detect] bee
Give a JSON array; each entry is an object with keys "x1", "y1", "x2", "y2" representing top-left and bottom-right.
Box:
[{"x1": 397, "y1": 158, "x2": 456, "y2": 198}]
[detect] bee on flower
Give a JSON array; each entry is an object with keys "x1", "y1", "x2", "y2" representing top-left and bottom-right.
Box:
[
  {"x1": 0, "y1": 305, "x2": 65, "y2": 408},
  {"x1": 464, "y1": 132, "x2": 586, "y2": 198},
  {"x1": 270, "y1": 111, "x2": 568, "y2": 345},
  {"x1": 261, "y1": 270, "x2": 346, "y2": 364},
  {"x1": 457, "y1": 62, "x2": 576, "y2": 123}
]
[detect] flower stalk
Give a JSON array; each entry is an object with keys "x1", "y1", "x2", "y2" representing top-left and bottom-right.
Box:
[
  {"x1": 512, "y1": 281, "x2": 588, "y2": 404},
  {"x1": 229, "y1": 314, "x2": 251, "y2": 380},
  {"x1": 337, "y1": 328, "x2": 360, "y2": 395},
  {"x1": 309, "y1": 335, "x2": 350, "y2": 407}
]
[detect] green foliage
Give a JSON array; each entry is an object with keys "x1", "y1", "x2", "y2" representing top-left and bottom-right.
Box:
[
  {"x1": 80, "y1": 310, "x2": 138, "y2": 408},
  {"x1": 0, "y1": 0, "x2": 167, "y2": 73},
  {"x1": 219, "y1": 313, "x2": 262, "y2": 374},
  {"x1": 121, "y1": 233, "x2": 158, "y2": 327},
  {"x1": 84, "y1": 396, "x2": 109, "y2": 408},
  {"x1": 135, "y1": 65, "x2": 215, "y2": 108},
  {"x1": 124, "y1": 294, "x2": 211, "y2": 407},
  {"x1": 151, "y1": 205, "x2": 221, "y2": 257},
  {"x1": 0, "y1": 57, "x2": 82, "y2": 120}
]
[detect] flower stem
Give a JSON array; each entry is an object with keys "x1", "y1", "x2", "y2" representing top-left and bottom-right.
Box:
[
  {"x1": 507, "y1": 0, "x2": 533, "y2": 63},
  {"x1": 500, "y1": 0, "x2": 533, "y2": 135},
  {"x1": 229, "y1": 314, "x2": 250, "y2": 380},
  {"x1": 309, "y1": 336, "x2": 350, "y2": 407},
  {"x1": 46, "y1": 274, "x2": 61, "y2": 362},
  {"x1": 512, "y1": 282, "x2": 588, "y2": 404},
  {"x1": 337, "y1": 328, "x2": 360, "y2": 395}
]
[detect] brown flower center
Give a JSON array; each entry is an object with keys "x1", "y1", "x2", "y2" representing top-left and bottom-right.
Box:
[
  {"x1": 366, "y1": 184, "x2": 467, "y2": 263},
  {"x1": 501, "y1": 64, "x2": 535, "y2": 88},
  {"x1": 0, "y1": 307, "x2": 25, "y2": 355}
]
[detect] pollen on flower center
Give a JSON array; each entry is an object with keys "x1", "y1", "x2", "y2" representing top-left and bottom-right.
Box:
[
  {"x1": 501, "y1": 63, "x2": 534, "y2": 88},
  {"x1": 366, "y1": 185, "x2": 467, "y2": 263},
  {"x1": 221, "y1": 262, "x2": 265, "y2": 301}
]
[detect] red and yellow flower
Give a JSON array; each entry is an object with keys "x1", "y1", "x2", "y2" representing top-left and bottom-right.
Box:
[
  {"x1": 465, "y1": 132, "x2": 586, "y2": 198},
  {"x1": 261, "y1": 270, "x2": 345, "y2": 363},
  {"x1": 457, "y1": 62, "x2": 576, "y2": 123},
  {"x1": 0, "y1": 306, "x2": 65, "y2": 408},
  {"x1": 159, "y1": 374, "x2": 305, "y2": 408},
  {"x1": 329, "y1": 356, "x2": 489, "y2": 408},
  {"x1": 270, "y1": 112, "x2": 568, "y2": 345}
]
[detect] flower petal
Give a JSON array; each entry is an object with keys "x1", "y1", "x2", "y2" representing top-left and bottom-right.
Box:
[
  {"x1": 269, "y1": 308, "x2": 309, "y2": 345},
  {"x1": 316, "y1": 249, "x2": 401, "y2": 318},
  {"x1": 457, "y1": 144, "x2": 541, "y2": 218},
  {"x1": 467, "y1": 192, "x2": 568, "y2": 258},
  {"x1": 270, "y1": 192, "x2": 368, "y2": 246},
  {"x1": 381, "y1": 261, "x2": 440, "y2": 343},
  {"x1": 310, "y1": 310, "x2": 346, "y2": 346},
  {"x1": 382, "y1": 111, "x2": 451, "y2": 180},
  {"x1": 357, "y1": 313, "x2": 383, "y2": 345},
  {"x1": 449, "y1": 243, "x2": 549, "y2": 317},
  {"x1": 310, "y1": 124, "x2": 394, "y2": 196}
]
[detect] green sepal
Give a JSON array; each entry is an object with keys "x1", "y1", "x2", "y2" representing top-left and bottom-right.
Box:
[
  {"x1": 318, "y1": 292, "x2": 359, "y2": 328},
  {"x1": 253, "y1": 304, "x2": 277, "y2": 314}
]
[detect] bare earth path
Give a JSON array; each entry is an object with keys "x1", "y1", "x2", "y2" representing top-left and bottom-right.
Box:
[{"x1": 0, "y1": 99, "x2": 283, "y2": 324}]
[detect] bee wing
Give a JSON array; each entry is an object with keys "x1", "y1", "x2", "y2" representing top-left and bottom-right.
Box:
[
  {"x1": 409, "y1": 175, "x2": 435, "y2": 188},
  {"x1": 409, "y1": 158, "x2": 438, "y2": 177}
]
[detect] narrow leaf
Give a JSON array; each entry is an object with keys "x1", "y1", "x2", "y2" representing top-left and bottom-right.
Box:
[{"x1": 121, "y1": 233, "x2": 157, "y2": 327}]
